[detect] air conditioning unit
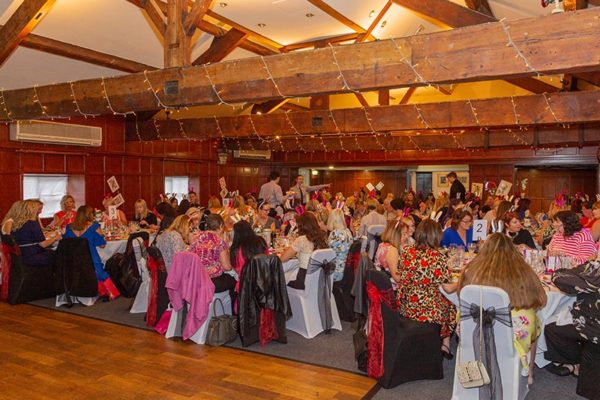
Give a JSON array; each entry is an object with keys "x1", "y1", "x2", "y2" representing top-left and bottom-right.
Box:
[
  {"x1": 233, "y1": 149, "x2": 271, "y2": 160},
  {"x1": 10, "y1": 120, "x2": 102, "y2": 147}
]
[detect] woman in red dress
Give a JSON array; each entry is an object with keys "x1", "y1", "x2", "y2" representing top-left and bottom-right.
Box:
[
  {"x1": 52, "y1": 194, "x2": 76, "y2": 230},
  {"x1": 397, "y1": 218, "x2": 457, "y2": 359}
]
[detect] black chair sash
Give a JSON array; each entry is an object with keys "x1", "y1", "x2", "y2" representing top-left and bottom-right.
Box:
[
  {"x1": 366, "y1": 233, "x2": 382, "y2": 261},
  {"x1": 459, "y1": 300, "x2": 512, "y2": 400},
  {"x1": 307, "y1": 256, "x2": 336, "y2": 332}
]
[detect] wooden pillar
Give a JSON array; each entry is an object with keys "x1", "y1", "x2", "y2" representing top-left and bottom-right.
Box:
[{"x1": 164, "y1": 0, "x2": 190, "y2": 68}]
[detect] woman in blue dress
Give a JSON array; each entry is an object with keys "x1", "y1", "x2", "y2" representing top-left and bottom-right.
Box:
[
  {"x1": 64, "y1": 205, "x2": 120, "y2": 300},
  {"x1": 440, "y1": 209, "x2": 473, "y2": 251}
]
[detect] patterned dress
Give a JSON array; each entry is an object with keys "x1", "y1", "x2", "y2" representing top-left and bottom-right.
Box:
[
  {"x1": 328, "y1": 228, "x2": 353, "y2": 281},
  {"x1": 397, "y1": 245, "x2": 457, "y2": 338},
  {"x1": 189, "y1": 231, "x2": 228, "y2": 278}
]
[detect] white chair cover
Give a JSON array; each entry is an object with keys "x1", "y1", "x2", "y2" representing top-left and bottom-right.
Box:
[
  {"x1": 452, "y1": 285, "x2": 528, "y2": 400},
  {"x1": 165, "y1": 291, "x2": 231, "y2": 344},
  {"x1": 285, "y1": 248, "x2": 342, "y2": 339},
  {"x1": 366, "y1": 224, "x2": 385, "y2": 260},
  {"x1": 130, "y1": 237, "x2": 150, "y2": 314}
]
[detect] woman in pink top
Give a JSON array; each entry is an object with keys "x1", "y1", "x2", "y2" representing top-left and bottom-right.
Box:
[
  {"x1": 189, "y1": 214, "x2": 237, "y2": 296},
  {"x1": 374, "y1": 220, "x2": 409, "y2": 285},
  {"x1": 548, "y1": 210, "x2": 598, "y2": 266}
]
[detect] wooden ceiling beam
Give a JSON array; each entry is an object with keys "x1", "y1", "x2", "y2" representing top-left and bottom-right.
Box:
[
  {"x1": 378, "y1": 90, "x2": 390, "y2": 106},
  {"x1": 192, "y1": 27, "x2": 248, "y2": 65},
  {"x1": 281, "y1": 33, "x2": 361, "y2": 52},
  {"x1": 391, "y1": 0, "x2": 495, "y2": 28},
  {"x1": 0, "y1": 0, "x2": 56, "y2": 67},
  {"x1": 184, "y1": 0, "x2": 213, "y2": 35},
  {"x1": 14, "y1": 29, "x2": 157, "y2": 73},
  {"x1": 142, "y1": 0, "x2": 168, "y2": 38},
  {"x1": 4, "y1": 8, "x2": 600, "y2": 120},
  {"x1": 505, "y1": 77, "x2": 559, "y2": 94},
  {"x1": 354, "y1": 93, "x2": 370, "y2": 108},
  {"x1": 205, "y1": 9, "x2": 283, "y2": 50},
  {"x1": 124, "y1": 90, "x2": 600, "y2": 141},
  {"x1": 464, "y1": 0, "x2": 494, "y2": 18},
  {"x1": 307, "y1": 0, "x2": 376, "y2": 41},
  {"x1": 194, "y1": 20, "x2": 277, "y2": 56},
  {"x1": 356, "y1": 1, "x2": 392, "y2": 43},
  {"x1": 164, "y1": 0, "x2": 190, "y2": 67},
  {"x1": 399, "y1": 87, "x2": 417, "y2": 104}
]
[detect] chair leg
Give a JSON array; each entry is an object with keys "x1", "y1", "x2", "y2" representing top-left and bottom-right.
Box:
[{"x1": 528, "y1": 339, "x2": 537, "y2": 385}]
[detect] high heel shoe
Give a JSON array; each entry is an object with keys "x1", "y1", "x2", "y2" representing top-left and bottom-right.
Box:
[{"x1": 441, "y1": 344, "x2": 454, "y2": 360}]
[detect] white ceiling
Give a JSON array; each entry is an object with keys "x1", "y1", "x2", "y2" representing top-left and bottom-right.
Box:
[{"x1": 0, "y1": 0, "x2": 569, "y2": 91}]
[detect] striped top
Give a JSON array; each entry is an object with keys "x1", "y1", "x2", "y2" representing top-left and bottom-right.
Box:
[{"x1": 548, "y1": 228, "x2": 598, "y2": 264}]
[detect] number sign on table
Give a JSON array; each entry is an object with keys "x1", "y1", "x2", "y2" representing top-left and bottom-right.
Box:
[{"x1": 472, "y1": 219, "x2": 488, "y2": 241}]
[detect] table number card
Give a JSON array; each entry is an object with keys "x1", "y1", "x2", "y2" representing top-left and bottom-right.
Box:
[
  {"x1": 472, "y1": 219, "x2": 487, "y2": 241},
  {"x1": 108, "y1": 205, "x2": 118, "y2": 220}
]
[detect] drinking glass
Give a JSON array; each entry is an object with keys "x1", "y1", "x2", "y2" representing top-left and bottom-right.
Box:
[{"x1": 467, "y1": 242, "x2": 477, "y2": 254}]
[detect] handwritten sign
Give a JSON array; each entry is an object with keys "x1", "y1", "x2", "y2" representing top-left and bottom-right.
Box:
[
  {"x1": 472, "y1": 219, "x2": 488, "y2": 241},
  {"x1": 471, "y1": 183, "x2": 483, "y2": 198},
  {"x1": 108, "y1": 205, "x2": 118, "y2": 220},
  {"x1": 107, "y1": 176, "x2": 120, "y2": 193},
  {"x1": 495, "y1": 180, "x2": 513, "y2": 197},
  {"x1": 113, "y1": 193, "x2": 125, "y2": 208},
  {"x1": 375, "y1": 181, "x2": 385, "y2": 191},
  {"x1": 366, "y1": 182, "x2": 375, "y2": 192}
]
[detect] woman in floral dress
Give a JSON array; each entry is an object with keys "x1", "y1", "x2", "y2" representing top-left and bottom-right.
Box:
[
  {"x1": 326, "y1": 209, "x2": 353, "y2": 282},
  {"x1": 397, "y1": 218, "x2": 457, "y2": 359}
]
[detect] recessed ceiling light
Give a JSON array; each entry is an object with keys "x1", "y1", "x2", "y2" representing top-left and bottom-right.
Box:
[
  {"x1": 257, "y1": 23, "x2": 266, "y2": 28},
  {"x1": 380, "y1": 20, "x2": 387, "y2": 28},
  {"x1": 369, "y1": 10, "x2": 375, "y2": 18},
  {"x1": 328, "y1": 165, "x2": 334, "y2": 169},
  {"x1": 275, "y1": 135, "x2": 280, "y2": 139},
  {"x1": 219, "y1": 2, "x2": 227, "y2": 7},
  {"x1": 306, "y1": 12, "x2": 314, "y2": 18}
]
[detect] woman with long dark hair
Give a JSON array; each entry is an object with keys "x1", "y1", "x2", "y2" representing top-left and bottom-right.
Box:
[
  {"x1": 230, "y1": 220, "x2": 267, "y2": 289},
  {"x1": 548, "y1": 210, "x2": 597, "y2": 265},
  {"x1": 280, "y1": 213, "x2": 328, "y2": 290}
]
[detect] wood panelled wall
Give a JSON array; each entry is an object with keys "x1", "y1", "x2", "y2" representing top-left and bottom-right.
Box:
[
  {"x1": 310, "y1": 170, "x2": 406, "y2": 197},
  {"x1": 0, "y1": 118, "x2": 296, "y2": 218}
]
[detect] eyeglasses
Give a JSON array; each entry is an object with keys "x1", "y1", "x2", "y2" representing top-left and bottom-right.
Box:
[
  {"x1": 461, "y1": 219, "x2": 472, "y2": 224},
  {"x1": 261, "y1": 207, "x2": 271, "y2": 212}
]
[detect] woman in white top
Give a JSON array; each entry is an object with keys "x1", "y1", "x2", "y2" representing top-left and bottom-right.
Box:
[{"x1": 280, "y1": 212, "x2": 329, "y2": 290}]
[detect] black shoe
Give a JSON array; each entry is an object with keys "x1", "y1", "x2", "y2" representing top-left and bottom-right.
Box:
[
  {"x1": 544, "y1": 363, "x2": 571, "y2": 377},
  {"x1": 441, "y1": 345, "x2": 454, "y2": 360},
  {"x1": 287, "y1": 268, "x2": 307, "y2": 290}
]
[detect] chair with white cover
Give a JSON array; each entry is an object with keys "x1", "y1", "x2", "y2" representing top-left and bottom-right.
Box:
[
  {"x1": 165, "y1": 291, "x2": 231, "y2": 344},
  {"x1": 286, "y1": 248, "x2": 342, "y2": 338},
  {"x1": 366, "y1": 224, "x2": 385, "y2": 261},
  {"x1": 130, "y1": 237, "x2": 150, "y2": 313},
  {"x1": 452, "y1": 285, "x2": 528, "y2": 400}
]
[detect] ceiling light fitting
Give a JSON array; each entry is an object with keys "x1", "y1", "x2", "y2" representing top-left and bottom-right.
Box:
[{"x1": 257, "y1": 23, "x2": 266, "y2": 28}]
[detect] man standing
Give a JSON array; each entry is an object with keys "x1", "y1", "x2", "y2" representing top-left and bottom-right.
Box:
[
  {"x1": 288, "y1": 175, "x2": 330, "y2": 205},
  {"x1": 447, "y1": 171, "x2": 466, "y2": 202},
  {"x1": 259, "y1": 171, "x2": 290, "y2": 217}
]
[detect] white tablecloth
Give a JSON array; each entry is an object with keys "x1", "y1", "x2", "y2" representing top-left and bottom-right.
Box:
[
  {"x1": 535, "y1": 288, "x2": 576, "y2": 367},
  {"x1": 97, "y1": 239, "x2": 128, "y2": 264}
]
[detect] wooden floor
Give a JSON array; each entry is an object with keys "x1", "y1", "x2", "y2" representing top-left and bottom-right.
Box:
[{"x1": 0, "y1": 303, "x2": 376, "y2": 400}]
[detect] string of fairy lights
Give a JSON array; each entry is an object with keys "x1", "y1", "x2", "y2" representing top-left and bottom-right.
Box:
[{"x1": 0, "y1": 17, "x2": 583, "y2": 154}]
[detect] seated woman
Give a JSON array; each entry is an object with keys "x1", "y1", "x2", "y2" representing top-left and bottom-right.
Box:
[
  {"x1": 102, "y1": 196, "x2": 127, "y2": 227},
  {"x1": 10, "y1": 199, "x2": 60, "y2": 267},
  {"x1": 207, "y1": 196, "x2": 222, "y2": 215},
  {"x1": 587, "y1": 201, "x2": 600, "y2": 241},
  {"x1": 398, "y1": 219, "x2": 456, "y2": 359},
  {"x1": 327, "y1": 209, "x2": 353, "y2": 282},
  {"x1": 189, "y1": 214, "x2": 236, "y2": 297},
  {"x1": 374, "y1": 220, "x2": 408, "y2": 285},
  {"x1": 440, "y1": 209, "x2": 473, "y2": 250},
  {"x1": 281, "y1": 213, "x2": 329, "y2": 290},
  {"x1": 169, "y1": 197, "x2": 179, "y2": 209},
  {"x1": 155, "y1": 201, "x2": 176, "y2": 233},
  {"x1": 401, "y1": 215, "x2": 417, "y2": 246},
  {"x1": 229, "y1": 220, "x2": 267, "y2": 292},
  {"x1": 51, "y1": 194, "x2": 76, "y2": 230},
  {"x1": 185, "y1": 207, "x2": 202, "y2": 235},
  {"x1": 504, "y1": 211, "x2": 536, "y2": 250},
  {"x1": 233, "y1": 195, "x2": 255, "y2": 223},
  {"x1": 252, "y1": 199, "x2": 279, "y2": 231},
  {"x1": 64, "y1": 205, "x2": 120, "y2": 300},
  {"x1": 132, "y1": 199, "x2": 158, "y2": 230},
  {"x1": 458, "y1": 233, "x2": 547, "y2": 377},
  {"x1": 155, "y1": 215, "x2": 190, "y2": 272},
  {"x1": 548, "y1": 210, "x2": 598, "y2": 266}
]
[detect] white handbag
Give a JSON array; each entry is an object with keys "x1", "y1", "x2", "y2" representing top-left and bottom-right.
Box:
[{"x1": 457, "y1": 286, "x2": 491, "y2": 388}]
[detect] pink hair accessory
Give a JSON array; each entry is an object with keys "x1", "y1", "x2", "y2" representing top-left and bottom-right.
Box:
[{"x1": 295, "y1": 205, "x2": 305, "y2": 216}]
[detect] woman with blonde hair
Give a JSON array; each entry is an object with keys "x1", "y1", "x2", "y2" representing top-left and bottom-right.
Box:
[
  {"x1": 155, "y1": 214, "x2": 190, "y2": 272},
  {"x1": 102, "y1": 196, "x2": 127, "y2": 226},
  {"x1": 327, "y1": 208, "x2": 353, "y2": 282},
  {"x1": 52, "y1": 194, "x2": 76, "y2": 229},
  {"x1": 458, "y1": 233, "x2": 547, "y2": 373},
  {"x1": 233, "y1": 195, "x2": 254, "y2": 222},
  {"x1": 132, "y1": 199, "x2": 158, "y2": 230},
  {"x1": 10, "y1": 199, "x2": 60, "y2": 267},
  {"x1": 374, "y1": 220, "x2": 409, "y2": 284},
  {"x1": 207, "y1": 196, "x2": 222, "y2": 214}
]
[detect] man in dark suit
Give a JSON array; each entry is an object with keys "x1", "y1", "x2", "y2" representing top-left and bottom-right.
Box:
[{"x1": 447, "y1": 171, "x2": 466, "y2": 202}]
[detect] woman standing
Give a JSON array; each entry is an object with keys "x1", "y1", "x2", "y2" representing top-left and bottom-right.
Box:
[
  {"x1": 398, "y1": 219, "x2": 456, "y2": 359},
  {"x1": 326, "y1": 209, "x2": 353, "y2": 282},
  {"x1": 281, "y1": 213, "x2": 329, "y2": 290},
  {"x1": 10, "y1": 200, "x2": 60, "y2": 267},
  {"x1": 64, "y1": 205, "x2": 120, "y2": 300}
]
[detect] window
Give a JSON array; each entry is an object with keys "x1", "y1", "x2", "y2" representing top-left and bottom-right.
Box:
[
  {"x1": 23, "y1": 175, "x2": 68, "y2": 218},
  {"x1": 165, "y1": 176, "x2": 189, "y2": 202}
]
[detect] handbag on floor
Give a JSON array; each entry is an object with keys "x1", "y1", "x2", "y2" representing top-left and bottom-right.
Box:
[
  {"x1": 353, "y1": 316, "x2": 368, "y2": 372},
  {"x1": 154, "y1": 306, "x2": 172, "y2": 335},
  {"x1": 205, "y1": 298, "x2": 238, "y2": 346},
  {"x1": 457, "y1": 286, "x2": 490, "y2": 388}
]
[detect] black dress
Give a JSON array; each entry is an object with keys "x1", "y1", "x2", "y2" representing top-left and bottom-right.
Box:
[
  {"x1": 508, "y1": 229, "x2": 536, "y2": 249},
  {"x1": 12, "y1": 220, "x2": 55, "y2": 267},
  {"x1": 450, "y1": 179, "x2": 466, "y2": 202},
  {"x1": 133, "y1": 212, "x2": 158, "y2": 227}
]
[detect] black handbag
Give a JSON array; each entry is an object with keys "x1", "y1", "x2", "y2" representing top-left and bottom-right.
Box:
[
  {"x1": 353, "y1": 316, "x2": 368, "y2": 372},
  {"x1": 205, "y1": 298, "x2": 238, "y2": 346}
]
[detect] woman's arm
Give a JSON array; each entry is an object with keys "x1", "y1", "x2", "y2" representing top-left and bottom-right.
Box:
[
  {"x1": 118, "y1": 210, "x2": 128, "y2": 225},
  {"x1": 279, "y1": 246, "x2": 297, "y2": 263},
  {"x1": 387, "y1": 246, "x2": 401, "y2": 283},
  {"x1": 219, "y1": 249, "x2": 233, "y2": 271},
  {"x1": 591, "y1": 220, "x2": 600, "y2": 242}
]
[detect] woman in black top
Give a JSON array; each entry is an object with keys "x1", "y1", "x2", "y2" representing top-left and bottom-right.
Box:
[{"x1": 504, "y1": 211, "x2": 536, "y2": 249}]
